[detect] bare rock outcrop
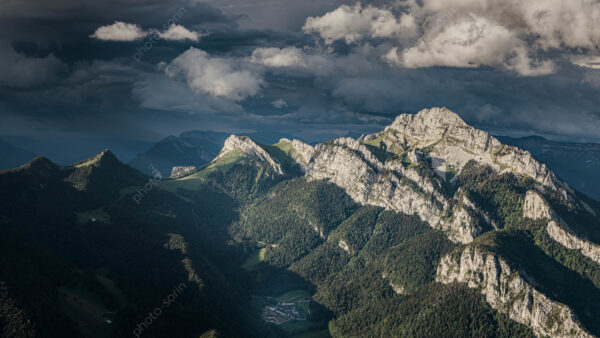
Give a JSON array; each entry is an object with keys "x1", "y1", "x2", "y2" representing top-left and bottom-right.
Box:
[
  {"x1": 170, "y1": 166, "x2": 197, "y2": 178},
  {"x1": 523, "y1": 190, "x2": 558, "y2": 221},
  {"x1": 524, "y1": 190, "x2": 600, "y2": 264},
  {"x1": 302, "y1": 108, "x2": 586, "y2": 245},
  {"x1": 386, "y1": 107, "x2": 572, "y2": 197},
  {"x1": 437, "y1": 247, "x2": 593, "y2": 337},
  {"x1": 546, "y1": 221, "x2": 600, "y2": 263},
  {"x1": 278, "y1": 138, "x2": 315, "y2": 172}
]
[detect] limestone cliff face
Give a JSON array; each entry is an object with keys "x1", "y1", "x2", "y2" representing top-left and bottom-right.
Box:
[
  {"x1": 213, "y1": 108, "x2": 589, "y2": 247},
  {"x1": 381, "y1": 107, "x2": 572, "y2": 197},
  {"x1": 437, "y1": 247, "x2": 593, "y2": 338},
  {"x1": 523, "y1": 190, "x2": 558, "y2": 221},
  {"x1": 307, "y1": 140, "x2": 378, "y2": 204},
  {"x1": 546, "y1": 221, "x2": 600, "y2": 263},
  {"x1": 170, "y1": 166, "x2": 197, "y2": 178},
  {"x1": 291, "y1": 139, "x2": 315, "y2": 171},
  {"x1": 523, "y1": 190, "x2": 600, "y2": 264},
  {"x1": 305, "y1": 135, "x2": 485, "y2": 243},
  {"x1": 300, "y1": 107, "x2": 597, "y2": 245},
  {"x1": 305, "y1": 108, "x2": 542, "y2": 243},
  {"x1": 278, "y1": 138, "x2": 315, "y2": 172},
  {"x1": 213, "y1": 135, "x2": 283, "y2": 175}
]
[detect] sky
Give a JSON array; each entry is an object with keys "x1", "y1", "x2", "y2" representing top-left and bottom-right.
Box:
[{"x1": 1, "y1": 0, "x2": 600, "y2": 147}]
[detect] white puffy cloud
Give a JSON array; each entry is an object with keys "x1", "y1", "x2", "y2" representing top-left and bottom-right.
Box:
[
  {"x1": 248, "y1": 47, "x2": 336, "y2": 76},
  {"x1": 306, "y1": 0, "x2": 600, "y2": 76},
  {"x1": 92, "y1": 22, "x2": 204, "y2": 42},
  {"x1": 422, "y1": 0, "x2": 600, "y2": 50},
  {"x1": 271, "y1": 99, "x2": 288, "y2": 109},
  {"x1": 397, "y1": 15, "x2": 554, "y2": 76},
  {"x1": 302, "y1": 3, "x2": 418, "y2": 44},
  {"x1": 250, "y1": 47, "x2": 306, "y2": 67},
  {"x1": 90, "y1": 21, "x2": 148, "y2": 41},
  {"x1": 159, "y1": 24, "x2": 205, "y2": 42},
  {"x1": 165, "y1": 48, "x2": 264, "y2": 101}
]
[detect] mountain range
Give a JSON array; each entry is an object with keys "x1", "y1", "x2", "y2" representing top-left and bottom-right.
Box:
[
  {"x1": 3, "y1": 129, "x2": 598, "y2": 201},
  {"x1": 1, "y1": 107, "x2": 599, "y2": 337}
]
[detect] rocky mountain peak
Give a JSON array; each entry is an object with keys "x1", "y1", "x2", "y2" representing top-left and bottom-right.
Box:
[
  {"x1": 214, "y1": 135, "x2": 283, "y2": 175},
  {"x1": 19, "y1": 156, "x2": 59, "y2": 176},
  {"x1": 97, "y1": 149, "x2": 117, "y2": 161},
  {"x1": 74, "y1": 149, "x2": 119, "y2": 168},
  {"x1": 376, "y1": 107, "x2": 571, "y2": 196},
  {"x1": 385, "y1": 107, "x2": 496, "y2": 154},
  {"x1": 390, "y1": 107, "x2": 468, "y2": 132},
  {"x1": 302, "y1": 107, "x2": 584, "y2": 245}
]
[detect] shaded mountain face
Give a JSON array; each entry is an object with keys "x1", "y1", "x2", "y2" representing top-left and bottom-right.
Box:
[
  {"x1": 0, "y1": 151, "x2": 266, "y2": 338},
  {"x1": 497, "y1": 136, "x2": 600, "y2": 200},
  {"x1": 2, "y1": 108, "x2": 600, "y2": 338},
  {"x1": 0, "y1": 138, "x2": 36, "y2": 170},
  {"x1": 128, "y1": 131, "x2": 229, "y2": 178}
]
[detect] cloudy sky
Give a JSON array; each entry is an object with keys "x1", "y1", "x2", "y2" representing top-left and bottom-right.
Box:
[{"x1": 1, "y1": 0, "x2": 600, "y2": 148}]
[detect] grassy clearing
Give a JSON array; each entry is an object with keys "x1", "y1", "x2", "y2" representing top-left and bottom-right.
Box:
[
  {"x1": 291, "y1": 329, "x2": 331, "y2": 338},
  {"x1": 95, "y1": 269, "x2": 130, "y2": 307},
  {"x1": 262, "y1": 141, "x2": 301, "y2": 173},
  {"x1": 58, "y1": 287, "x2": 113, "y2": 338},
  {"x1": 73, "y1": 154, "x2": 102, "y2": 168},
  {"x1": 271, "y1": 140, "x2": 293, "y2": 154},
  {"x1": 279, "y1": 320, "x2": 323, "y2": 336},
  {"x1": 259, "y1": 247, "x2": 268, "y2": 260},
  {"x1": 75, "y1": 208, "x2": 111, "y2": 225},
  {"x1": 205, "y1": 149, "x2": 244, "y2": 173},
  {"x1": 363, "y1": 134, "x2": 384, "y2": 147},
  {"x1": 275, "y1": 289, "x2": 311, "y2": 303},
  {"x1": 241, "y1": 248, "x2": 268, "y2": 271},
  {"x1": 157, "y1": 149, "x2": 245, "y2": 200}
]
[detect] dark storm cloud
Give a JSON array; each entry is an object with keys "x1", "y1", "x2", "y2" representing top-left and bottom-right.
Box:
[
  {"x1": 0, "y1": 0, "x2": 600, "y2": 145},
  {"x1": 0, "y1": 0, "x2": 232, "y2": 62}
]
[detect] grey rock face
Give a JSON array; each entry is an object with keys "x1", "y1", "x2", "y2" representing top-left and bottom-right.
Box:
[
  {"x1": 170, "y1": 166, "x2": 197, "y2": 178},
  {"x1": 278, "y1": 138, "x2": 315, "y2": 172},
  {"x1": 299, "y1": 107, "x2": 596, "y2": 244},
  {"x1": 523, "y1": 190, "x2": 558, "y2": 221},
  {"x1": 523, "y1": 190, "x2": 600, "y2": 264},
  {"x1": 386, "y1": 107, "x2": 571, "y2": 196},
  {"x1": 437, "y1": 247, "x2": 593, "y2": 338},
  {"x1": 214, "y1": 108, "x2": 590, "y2": 247}
]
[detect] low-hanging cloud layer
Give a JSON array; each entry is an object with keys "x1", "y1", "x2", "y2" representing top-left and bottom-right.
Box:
[{"x1": 1, "y1": 0, "x2": 600, "y2": 143}]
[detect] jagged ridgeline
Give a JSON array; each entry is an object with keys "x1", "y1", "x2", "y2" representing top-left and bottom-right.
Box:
[
  {"x1": 1, "y1": 107, "x2": 599, "y2": 337},
  {"x1": 217, "y1": 108, "x2": 600, "y2": 337}
]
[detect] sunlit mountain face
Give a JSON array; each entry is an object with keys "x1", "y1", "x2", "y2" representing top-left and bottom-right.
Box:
[{"x1": 1, "y1": 1, "x2": 600, "y2": 337}]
